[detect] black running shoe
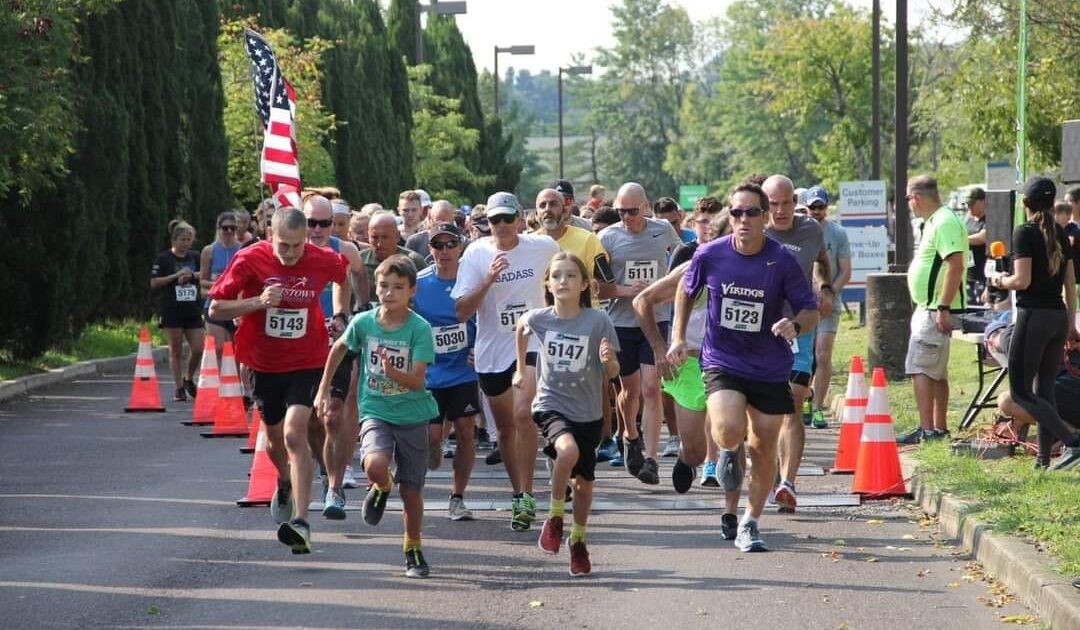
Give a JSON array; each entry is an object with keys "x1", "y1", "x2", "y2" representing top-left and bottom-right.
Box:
[
  {"x1": 637, "y1": 457, "x2": 660, "y2": 485},
  {"x1": 362, "y1": 482, "x2": 391, "y2": 526},
  {"x1": 485, "y1": 445, "x2": 503, "y2": 466},
  {"x1": 183, "y1": 378, "x2": 197, "y2": 399},
  {"x1": 277, "y1": 518, "x2": 311, "y2": 554},
  {"x1": 672, "y1": 457, "x2": 694, "y2": 494},
  {"x1": 624, "y1": 437, "x2": 645, "y2": 477},
  {"x1": 896, "y1": 427, "x2": 925, "y2": 446},
  {"x1": 721, "y1": 513, "x2": 739, "y2": 541},
  {"x1": 404, "y1": 548, "x2": 430, "y2": 578}
]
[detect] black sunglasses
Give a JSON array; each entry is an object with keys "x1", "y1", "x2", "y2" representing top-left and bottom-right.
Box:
[
  {"x1": 430, "y1": 240, "x2": 461, "y2": 250},
  {"x1": 729, "y1": 207, "x2": 764, "y2": 219},
  {"x1": 616, "y1": 207, "x2": 640, "y2": 216},
  {"x1": 809, "y1": 203, "x2": 826, "y2": 211},
  {"x1": 489, "y1": 214, "x2": 517, "y2": 225},
  {"x1": 307, "y1": 218, "x2": 333, "y2": 228},
  {"x1": 219, "y1": 224, "x2": 237, "y2": 232}
]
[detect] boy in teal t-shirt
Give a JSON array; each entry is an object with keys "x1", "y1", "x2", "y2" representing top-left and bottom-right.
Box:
[{"x1": 316, "y1": 254, "x2": 438, "y2": 579}]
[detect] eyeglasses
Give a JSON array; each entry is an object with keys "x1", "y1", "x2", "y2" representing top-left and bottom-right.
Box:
[
  {"x1": 616, "y1": 207, "x2": 640, "y2": 216},
  {"x1": 489, "y1": 214, "x2": 517, "y2": 225},
  {"x1": 905, "y1": 192, "x2": 920, "y2": 201},
  {"x1": 729, "y1": 207, "x2": 764, "y2": 219},
  {"x1": 307, "y1": 218, "x2": 332, "y2": 228},
  {"x1": 219, "y1": 225, "x2": 237, "y2": 232},
  {"x1": 430, "y1": 240, "x2": 461, "y2": 250}
]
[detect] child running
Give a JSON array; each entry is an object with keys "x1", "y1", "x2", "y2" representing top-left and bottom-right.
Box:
[
  {"x1": 315, "y1": 255, "x2": 440, "y2": 578},
  {"x1": 514, "y1": 252, "x2": 620, "y2": 576}
]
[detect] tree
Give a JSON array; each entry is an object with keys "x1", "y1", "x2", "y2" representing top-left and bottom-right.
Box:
[
  {"x1": 663, "y1": 82, "x2": 733, "y2": 193},
  {"x1": 386, "y1": 0, "x2": 418, "y2": 66}
]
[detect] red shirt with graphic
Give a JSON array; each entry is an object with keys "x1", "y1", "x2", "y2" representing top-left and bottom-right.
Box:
[{"x1": 209, "y1": 241, "x2": 347, "y2": 372}]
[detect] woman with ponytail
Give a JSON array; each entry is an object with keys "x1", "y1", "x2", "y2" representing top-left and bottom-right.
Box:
[
  {"x1": 150, "y1": 219, "x2": 205, "y2": 402},
  {"x1": 990, "y1": 177, "x2": 1080, "y2": 470}
]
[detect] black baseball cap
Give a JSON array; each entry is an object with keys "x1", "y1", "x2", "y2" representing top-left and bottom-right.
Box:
[
  {"x1": 553, "y1": 179, "x2": 574, "y2": 199},
  {"x1": 428, "y1": 222, "x2": 463, "y2": 242},
  {"x1": 1022, "y1": 177, "x2": 1056, "y2": 209},
  {"x1": 966, "y1": 187, "x2": 986, "y2": 203}
]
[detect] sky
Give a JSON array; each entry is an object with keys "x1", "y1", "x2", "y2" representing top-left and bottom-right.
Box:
[{"x1": 434, "y1": 0, "x2": 939, "y2": 75}]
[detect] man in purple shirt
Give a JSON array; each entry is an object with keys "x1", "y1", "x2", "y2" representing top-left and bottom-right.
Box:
[{"x1": 669, "y1": 181, "x2": 819, "y2": 552}]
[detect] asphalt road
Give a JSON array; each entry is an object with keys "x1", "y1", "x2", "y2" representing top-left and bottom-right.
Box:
[{"x1": 0, "y1": 373, "x2": 1039, "y2": 630}]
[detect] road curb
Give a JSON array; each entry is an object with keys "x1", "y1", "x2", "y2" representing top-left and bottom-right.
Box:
[{"x1": 0, "y1": 347, "x2": 169, "y2": 404}]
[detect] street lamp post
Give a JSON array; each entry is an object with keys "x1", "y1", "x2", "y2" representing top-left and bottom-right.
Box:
[
  {"x1": 493, "y1": 45, "x2": 535, "y2": 118},
  {"x1": 415, "y1": 1, "x2": 467, "y2": 65},
  {"x1": 558, "y1": 64, "x2": 592, "y2": 180}
]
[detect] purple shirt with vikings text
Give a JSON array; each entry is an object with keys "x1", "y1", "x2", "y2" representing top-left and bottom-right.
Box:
[{"x1": 684, "y1": 235, "x2": 816, "y2": 382}]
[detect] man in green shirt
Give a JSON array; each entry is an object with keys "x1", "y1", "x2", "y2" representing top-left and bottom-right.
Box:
[{"x1": 901, "y1": 175, "x2": 967, "y2": 445}]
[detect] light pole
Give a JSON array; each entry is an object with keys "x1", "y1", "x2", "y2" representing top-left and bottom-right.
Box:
[
  {"x1": 415, "y1": 1, "x2": 467, "y2": 65},
  {"x1": 493, "y1": 45, "x2": 535, "y2": 118},
  {"x1": 558, "y1": 64, "x2": 592, "y2": 180}
]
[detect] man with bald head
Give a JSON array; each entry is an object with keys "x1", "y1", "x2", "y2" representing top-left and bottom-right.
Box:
[
  {"x1": 599, "y1": 182, "x2": 682, "y2": 485},
  {"x1": 406, "y1": 199, "x2": 459, "y2": 262},
  {"x1": 359, "y1": 211, "x2": 428, "y2": 306},
  {"x1": 761, "y1": 175, "x2": 832, "y2": 513}
]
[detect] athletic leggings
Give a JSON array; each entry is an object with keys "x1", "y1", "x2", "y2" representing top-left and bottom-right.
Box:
[{"x1": 1008, "y1": 307, "x2": 1080, "y2": 465}]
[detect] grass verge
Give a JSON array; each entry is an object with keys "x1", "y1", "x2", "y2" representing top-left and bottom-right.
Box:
[{"x1": 0, "y1": 320, "x2": 164, "y2": 381}]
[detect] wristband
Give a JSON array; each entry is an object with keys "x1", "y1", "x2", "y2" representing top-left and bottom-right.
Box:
[
  {"x1": 793, "y1": 321, "x2": 802, "y2": 335},
  {"x1": 819, "y1": 283, "x2": 833, "y2": 293},
  {"x1": 332, "y1": 312, "x2": 349, "y2": 322},
  {"x1": 938, "y1": 305, "x2": 951, "y2": 312}
]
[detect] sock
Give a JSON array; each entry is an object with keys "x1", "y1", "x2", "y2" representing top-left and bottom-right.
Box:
[
  {"x1": 570, "y1": 522, "x2": 587, "y2": 543},
  {"x1": 450, "y1": 493, "x2": 463, "y2": 500},
  {"x1": 549, "y1": 498, "x2": 565, "y2": 519},
  {"x1": 277, "y1": 478, "x2": 291, "y2": 490},
  {"x1": 740, "y1": 513, "x2": 757, "y2": 528},
  {"x1": 403, "y1": 535, "x2": 421, "y2": 552}
]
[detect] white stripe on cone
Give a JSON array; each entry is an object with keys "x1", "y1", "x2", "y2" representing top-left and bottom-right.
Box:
[
  {"x1": 220, "y1": 382, "x2": 243, "y2": 397},
  {"x1": 860, "y1": 421, "x2": 897, "y2": 442}
]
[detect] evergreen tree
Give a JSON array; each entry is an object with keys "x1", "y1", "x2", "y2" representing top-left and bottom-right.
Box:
[{"x1": 386, "y1": 0, "x2": 418, "y2": 66}]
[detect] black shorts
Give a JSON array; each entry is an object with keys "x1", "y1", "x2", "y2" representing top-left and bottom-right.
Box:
[
  {"x1": 615, "y1": 323, "x2": 668, "y2": 377},
  {"x1": 202, "y1": 302, "x2": 236, "y2": 334},
  {"x1": 159, "y1": 311, "x2": 203, "y2": 330},
  {"x1": 430, "y1": 381, "x2": 481, "y2": 424},
  {"x1": 533, "y1": 411, "x2": 603, "y2": 482},
  {"x1": 251, "y1": 368, "x2": 322, "y2": 426},
  {"x1": 790, "y1": 371, "x2": 812, "y2": 388},
  {"x1": 330, "y1": 351, "x2": 357, "y2": 400},
  {"x1": 478, "y1": 352, "x2": 537, "y2": 397},
  {"x1": 703, "y1": 369, "x2": 794, "y2": 416}
]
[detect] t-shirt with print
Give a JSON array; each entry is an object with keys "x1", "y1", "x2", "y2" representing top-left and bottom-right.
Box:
[
  {"x1": 684, "y1": 236, "x2": 816, "y2": 383},
  {"x1": 821, "y1": 220, "x2": 851, "y2": 308},
  {"x1": 209, "y1": 241, "x2": 347, "y2": 373},
  {"x1": 1012, "y1": 222, "x2": 1070, "y2": 310},
  {"x1": 523, "y1": 306, "x2": 620, "y2": 422},
  {"x1": 152, "y1": 250, "x2": 201, "y2": 320},
  {"x1": 414, "y1": 265, "x2": 477, "y2": 389},
  {"x1": 907, "y1": 205, "x2": 968, "y2": 310},
  {"x1": 450, "y1": 234, "x2": 560, "y2": 374},
  {"x1": 343, "y1": 309, "x2": 439, "y2": 425},
  {"x1": 599, "y1": 218, "x2": 682, "y2": 327}
]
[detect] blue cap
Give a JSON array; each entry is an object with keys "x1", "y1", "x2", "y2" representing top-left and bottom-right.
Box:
[{"x1": 804, "y1": 185, "x2": 829, "y2": 207}]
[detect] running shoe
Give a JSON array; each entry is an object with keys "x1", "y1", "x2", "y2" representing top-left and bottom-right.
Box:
[
  {"x1": 624, "y1": 437, "x2": 645, "y2": 477},
  {"x1": 924, "y1": 429, "x2": 951, "y2": 442},
  {"x1": 811, "y1": 409, "x2": 828, "y2": 429},
  {"x1": 404, "y1": 548, "x2": 430, "y2": 578},
  {"x1": 522, "y1": 492, "x2": 537, "y2": 524},
  {"x1": 896, "y1": 427, "x2": 925, "y2": 445},
  {"x1": 569, "y1": 540, "x2": 591, "y2": 576},
  {"x1": 1050, "y1": 446, "x2": 1080, "y2": 471},
  {"x1": 270, "y1": 482, "x2": 293, "y2": 524},
  {"x1": 173, "y1": 387, "x2": 187, "y2": 402},
  {"x1": 801, "y1": 397, "x2": 813, "y2": 426},
  {"x1": 277, "y1": 518, "x2": 311, "y2": 554},
  {"x1": 596, "y1": 438, "x2": 619, "y2": 463},
  {"x1": 718, "y1": 446, "x2": 745, "y2": 493},
  {"x1": 661, "y1": 436, "x2": 681, "y2": 458},
  {"x1": 362, "y1": 481, "x2": 391, "y2": 526},
  {"x1": 448, "y1": 495, "x2": 474, "y2": 521},
  {"x1": 773, "y1": 480, "x2": 797, "y2": 513},
  {"x1": 637, "y1": 457, "x2": 660, "y2": 485},
  {"x1": 735, "y1": 521, "x2": 768, "y2": 552},
  {"x1": 243, "y1": 395, "x2": 254, "y2": 411},
  {"x1": 476, "y1": 428, "x2": 492, "y2": 450},
  {"x1": 342, "y1": 465, "x2": 359, "y2": 489},
  {"x1": 485, "y1": 445, "x2": 503, "y2": 466},
  {"x1": 183, "y1": 378, "x2": 197, "y2": 399},
  {"x1": 322, "y1": 488, "x2": 346, "y2": 520},
  {"x1": 538, "y1": 516, "x2": 563, "y2": 554},
  {"x1": 700, "y1": 460, "x2": 719, "y2": 487},
  {"x1": 443, "y1": 440, "x2": 455, "y2": 459},
  {"x1": 511, "y1": 496, "x2": 530, "y2": 532},
  {"x1": 720, "y1": 513, "x2": 739, "y2": 541},
  {"x1": 671, "y1": 458, "x2": 694, "y2": 494},
  {"x1": 428, "y1": 442, "x2": 443, "y2": 471}
]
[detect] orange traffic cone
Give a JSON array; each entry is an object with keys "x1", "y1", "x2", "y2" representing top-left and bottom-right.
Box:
[
  {"x1": 182, "y1": 336, "x2": 219, "y2": 426},
  {"x1": 201, "y1": 342, "x2": 248, "y2": 438},
  {"x1": 240, "y1": 406, "x2": 262, "y2": 454},
  {"x1": 236, "y1": 424, "x2": 277, "y2": 507},
  {"x1": 852, "y1": 367, "x2": 907, "y2": 497},
  {"x1": 832, "y1": 356, "x2": 868, "y2": 473},
  {"x1": 124, "y1": 328, "x2": 165, "y2": 412}
]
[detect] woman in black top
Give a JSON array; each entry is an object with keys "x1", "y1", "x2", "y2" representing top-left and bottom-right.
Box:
[
  {"x1": 990, "y1": 177, "x2": 1080, "y2": 470},
  {"x1": 150, "y1": 219, "x2": 205, "y2": 402}
]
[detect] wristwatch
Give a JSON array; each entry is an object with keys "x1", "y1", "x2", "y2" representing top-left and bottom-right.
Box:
[
  {"x1": 938, "y1": 305, "x2": 951, "y2": 313},
  {"x1": 819, "y1": 283, "x2": 834, "y2": 293},
  {"x1": 793, "y1": 321, "x2": 802, "y2": 335}
]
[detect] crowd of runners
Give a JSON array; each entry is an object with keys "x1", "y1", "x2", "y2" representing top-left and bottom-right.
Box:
[{"x1": 150, "y1": 175, "x2": 864, "y2": 578}]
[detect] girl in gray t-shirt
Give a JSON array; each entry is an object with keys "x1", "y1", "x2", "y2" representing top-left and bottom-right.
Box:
[{"x1": 513, "y1": 252, "x2": 621, "y2": 576}]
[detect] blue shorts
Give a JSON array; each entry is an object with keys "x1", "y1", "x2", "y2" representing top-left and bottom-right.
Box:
[{"x1": 790, "y1": 330, "x2": 815, "y2": 386}]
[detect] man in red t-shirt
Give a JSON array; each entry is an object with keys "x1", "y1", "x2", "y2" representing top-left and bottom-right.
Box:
[{"x1": 209, "y1": 206, "x2": 349, "y2": 554}]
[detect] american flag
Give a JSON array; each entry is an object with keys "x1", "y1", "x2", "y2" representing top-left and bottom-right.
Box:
[{"x1": 244, "y1": 28, "x2": 302, "y2": 209}]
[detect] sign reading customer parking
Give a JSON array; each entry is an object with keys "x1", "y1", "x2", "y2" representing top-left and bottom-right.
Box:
[{"x1": 838, "y1": 180, "x2": 888, "y2": 301}]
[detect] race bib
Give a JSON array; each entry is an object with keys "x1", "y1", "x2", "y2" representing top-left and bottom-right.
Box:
[
  {"x1": 598, "y1": 299, "x2": 613, "y2": 312},
  {"x1": 174, "y1": 284, "x2": 197, "y2": 302},
  {"x1": 543, "y1": 331, "x2": 589, "y2": 373},
  {"x1": 433, "y1": 323, "x2": 468, "y2": 354},
  {"x1": 624, "y1": 260, "x2": 659, "y2": 285},
  {"x1": 265, "y1": 307, "x2": 308, "y2": 339},
  {"x1": 790, "y1": 336, "x2": 799, "y2": 354},
  {"x1": 498, "y1": 301, "x2": 529, "y2": 333},
  {"x1": 720, "y1": 297, "x2": 763, "y2": 333},
  {"x1": 366, "y1": 340, "x2": 409, "y2": 376}
]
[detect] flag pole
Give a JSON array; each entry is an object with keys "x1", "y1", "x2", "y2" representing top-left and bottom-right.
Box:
[{"x1": 1014, "y1": 0, "x2": 1028, "y2": 226}]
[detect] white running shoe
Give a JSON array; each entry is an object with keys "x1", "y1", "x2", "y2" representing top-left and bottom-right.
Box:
[{"x1": 342, "y1": 465, "x2": 359, "y2": 489}]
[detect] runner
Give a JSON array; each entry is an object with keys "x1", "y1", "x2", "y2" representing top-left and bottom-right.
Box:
[
  {"x1": 599, "y1": 182, "x2": 681, "y2": 485},
  {"x1": 199, "y1": 211, "x2": 241, "y2": 364},
  {"x1": 517, "y1": 252, "x2": 620, "y2": 576},
  {"x1": 151, "y1": 219, "x2": 204, "y2": 401},
  {"x1": 208, "y1": 207, "x2": 350, "y2": 554},
  {"x1": 331, "y1": 199, "x2": 352, "y2": 240},
  {"x1": 316, "y1": 255, "x2": 439, "y2": 578},
  {"x1": 553, "y1": 179, "x2": 593, "y2": 231},
  {"x1": 763, "y1": 174, "x2": 832, "y2": 512},
  {"x1": 669, "y1": 181, "x2": 818, "y2": 551},
  {"x1": 360, "y1": 212, "x2": 428, "y2": 306},
  {"x1": 398, "y1": 190, "x2": 426, "y2": 240},
  {"x1": 406, "y1": 200, "x2": 458, "y2": 261},
  {"x1": 413, "y1": 222, "x2": 480, "y2": 521},
  {"x1": 653, "y1": 197, "x2": 696, "y2": 244},
  {"x1": 451, "y1": 192, "x2": 560, "y2": 531}
]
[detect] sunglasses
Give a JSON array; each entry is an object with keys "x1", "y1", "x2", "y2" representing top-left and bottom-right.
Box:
[
  {"x1": 489, "y1": 214, "x2": 517, "y2": 225},
  {"x1": 307, "y1": 218, "x2": 332, "y2": 228},
  {"x1": 809, "y1": 204, "x2": 826, "y2": 211},
  {"x1": 729, "y1": 207, "x2": 764, "y2": 219},
  {"x1": 430, "y1": 240, "x2": 461, "y2": 250},
  {"x1": 616, "y1": 207, "x2": 640, "y2": 216},
  {"x1": 219, "y1": 225, "x2": 237, "y2": 232}
]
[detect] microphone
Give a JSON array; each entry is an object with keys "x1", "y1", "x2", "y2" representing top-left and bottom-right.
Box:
[{"x1": 987, "y1": 240, "x2": 1010, "y2": 302}]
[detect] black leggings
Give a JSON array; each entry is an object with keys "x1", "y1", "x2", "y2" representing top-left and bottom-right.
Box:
[{"x1": 1008, "y1": 307, "x2": 1080, "y2": 465}]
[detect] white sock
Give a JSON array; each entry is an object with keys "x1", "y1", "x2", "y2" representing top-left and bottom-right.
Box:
[{"x1": 740, "y1": 513, "x2": 757, "y2": 528}]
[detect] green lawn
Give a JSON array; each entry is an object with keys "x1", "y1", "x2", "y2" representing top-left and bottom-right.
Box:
[
  {"x1": 827, "y1": 312, "x2": 1079, "y2": 576},
  {"x1": 0, "y1": 320, "x2": 164, "y2": 381}
]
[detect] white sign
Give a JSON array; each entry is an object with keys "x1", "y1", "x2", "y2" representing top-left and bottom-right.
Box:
[
  {"x1": 838, "y1": 181, "x2": 887, "y2": 224},
  {"x1": 845, "y1": 226, "x2": 890, "y2": 288}
]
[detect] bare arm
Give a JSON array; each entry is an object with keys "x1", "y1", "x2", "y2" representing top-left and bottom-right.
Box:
[
  {"x1": 996, "y1": 256, "x2": 1032, "y2": 291},
  {"x1": 938, "y1": 252, "x2": 966, "y2": 305},
  {"x1": 814, "y1": 245, "x2": 833, "y2": 290},
  {"x1": 969, "y1": 228, "x2": 987, "y2": 247},
  {"x1": 199, "y1": 246, "x2": 214, "y2": 292},
  {"x1": 633, "y1": 262, "x2": 687, "y2": 352},
  {"x1": 456, "y1": 252, "x2": 508, "y2": 322},
  {"x1": 209, "y1": 283, "x2": 282, "y2": 321},
  {"x1": 382, "y1": 352, "x2": 427, "y2": 391},
  {"x1": 834, "y1": 255, "x2": 852, "y2": 294},
  {"x1": 512, "y1": 318, "x2": 530, "y2": 387},
  {"x1": 340, "y1": 241, "x2": 369, "y2": 312}
]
